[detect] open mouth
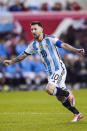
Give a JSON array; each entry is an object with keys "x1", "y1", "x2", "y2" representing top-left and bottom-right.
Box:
[{"x1": 33, "y1": 34, "x2": 36, "y2": 36}]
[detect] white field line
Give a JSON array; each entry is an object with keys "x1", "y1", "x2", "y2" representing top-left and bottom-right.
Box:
[{"x1": 0, "y1": 112, "x2": 87, "y2": 115}]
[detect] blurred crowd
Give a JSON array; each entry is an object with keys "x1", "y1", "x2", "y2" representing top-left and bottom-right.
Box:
[
  {"x1": 0, "y1": 0, "x2": 87, "y2": 90},
  {"x1": 0, "y1": 31, "x2": 48, "y2": 90},
  {"x1": 0, "y1": 0, "x2": 82, "y2": 12},
  {"x1": 0, "y1": 18, "x2": 87, "y2": 91},
  {"x1": 58, "y1": 18, "x2": 87, "y2": 89}
]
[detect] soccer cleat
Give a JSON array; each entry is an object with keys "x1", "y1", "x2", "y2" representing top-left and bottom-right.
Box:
[
  {"x1": 67, "y1": 89, "x2": 75, "y2": 107},
  {"x1": 72, "y1": 113, "x2": 83, "y2": 122}
]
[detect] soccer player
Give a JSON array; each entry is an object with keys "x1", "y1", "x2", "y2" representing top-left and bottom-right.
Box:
[{"x1": 3, "y1": 21, "x2": 84, "y2": 122}]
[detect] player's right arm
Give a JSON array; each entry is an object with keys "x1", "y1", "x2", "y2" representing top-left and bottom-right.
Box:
[
  {"x1": 3, "y1": 52, "x2": 28, "y2": 66},
  {"x1": 3, "y1": 41, "x2": 35, "y2": 66}
]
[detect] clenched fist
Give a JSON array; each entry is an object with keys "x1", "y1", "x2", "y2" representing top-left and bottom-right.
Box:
[{"x1": 77, "y1": 49, "x2": 85, "y2": 55}]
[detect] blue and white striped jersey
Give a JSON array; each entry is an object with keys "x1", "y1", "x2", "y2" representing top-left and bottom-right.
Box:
[{"x1": 25, "y1": 34, "x2": 65, "y2": 76}]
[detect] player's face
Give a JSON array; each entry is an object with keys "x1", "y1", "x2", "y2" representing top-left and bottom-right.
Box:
[{"x1": 31, "y1": 24, "x2": 43, "y2": 39}]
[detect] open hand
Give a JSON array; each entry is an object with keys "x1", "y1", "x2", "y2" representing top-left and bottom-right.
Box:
[{"x1": 3, "y1": 60, "x2": 12, "y2": 66}]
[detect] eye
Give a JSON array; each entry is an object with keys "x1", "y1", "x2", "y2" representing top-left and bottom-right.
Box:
[{"x1": 31, "y1": 28, "x2": 33, "y2": 31}]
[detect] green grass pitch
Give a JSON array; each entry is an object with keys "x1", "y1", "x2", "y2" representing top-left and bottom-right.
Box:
[{"x1": 0, "y1": 89, "x2": 87, "y2": 131}]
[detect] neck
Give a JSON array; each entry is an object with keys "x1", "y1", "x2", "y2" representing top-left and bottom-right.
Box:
[{"x1": 38, "y1": 33, "x2": 44, "y2": 42}]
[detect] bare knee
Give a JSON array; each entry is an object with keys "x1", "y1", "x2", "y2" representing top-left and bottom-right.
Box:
[{"x1": 45, "y1": 83, "x2": 56, "y2": 95}]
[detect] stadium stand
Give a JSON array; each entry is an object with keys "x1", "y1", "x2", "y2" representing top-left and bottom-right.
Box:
[
  {"x1": 0, "y1": 0, "x2": 87, "y2": 91},
  {"x1": 0, "y1": 0, "x2": 83, "y2": 12}
]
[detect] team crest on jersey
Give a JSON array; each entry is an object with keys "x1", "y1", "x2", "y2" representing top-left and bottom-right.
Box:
[{"x1": 39, "y1": 44, "x2": 43, "y2": 49}]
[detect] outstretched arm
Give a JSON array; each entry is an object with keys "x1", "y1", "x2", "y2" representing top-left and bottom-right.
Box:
[
  {"x1": 61, "y1": 43, "x2": 85, "y2": 55},
  {"x1": 3, "y1": 52, "x2": 29, "y2": 66}
]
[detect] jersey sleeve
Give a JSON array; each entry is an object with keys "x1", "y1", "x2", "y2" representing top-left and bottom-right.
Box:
[
  {"x1": 53, "y1": 37, "x2": 63, "y2": 48},
  {"x1": 24, "y1": 42, "x2": 34, "y2": 55}
]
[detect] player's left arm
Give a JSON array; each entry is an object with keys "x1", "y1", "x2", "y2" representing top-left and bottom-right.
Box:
[{"x1": 61, "y1": 42, "x2": 85, "y2": 55}]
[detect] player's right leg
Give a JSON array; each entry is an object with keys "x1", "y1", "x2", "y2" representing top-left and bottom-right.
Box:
[
  {"x1": 72, "y1": 113, "x2": 83, "y2": 122},
  {"x1": 57, "y1": 85, "x2": 83, "y2": 122},
  {"x1": 45, "y1": 70, "x2": 83, "y2": 122},
  {"x1": 45, "y1": 83, "x2": 69, "y2": 97},
  {"x1": 56, "y1": 94, "x2": 83, "y2": 122},
  {"x1": 45, "y1": 67, "x2": 70, "y2": 97},
  {"x1": 45, "y1": 82, "x2": 83, "y2": 122}
]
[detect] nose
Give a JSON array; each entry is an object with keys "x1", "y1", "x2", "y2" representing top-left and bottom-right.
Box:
[{"x1": 32, "y1": 30, "x2": 35, "y2": 34}]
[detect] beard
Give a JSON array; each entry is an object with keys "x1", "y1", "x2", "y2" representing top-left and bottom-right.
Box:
[{"x1": 33, "y1": 34, "x2": 39, "y2": 40}]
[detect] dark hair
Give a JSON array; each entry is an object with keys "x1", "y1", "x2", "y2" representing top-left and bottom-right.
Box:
[{"x1": 30, "y1": 21, "x2": 42, "y2": 27}]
